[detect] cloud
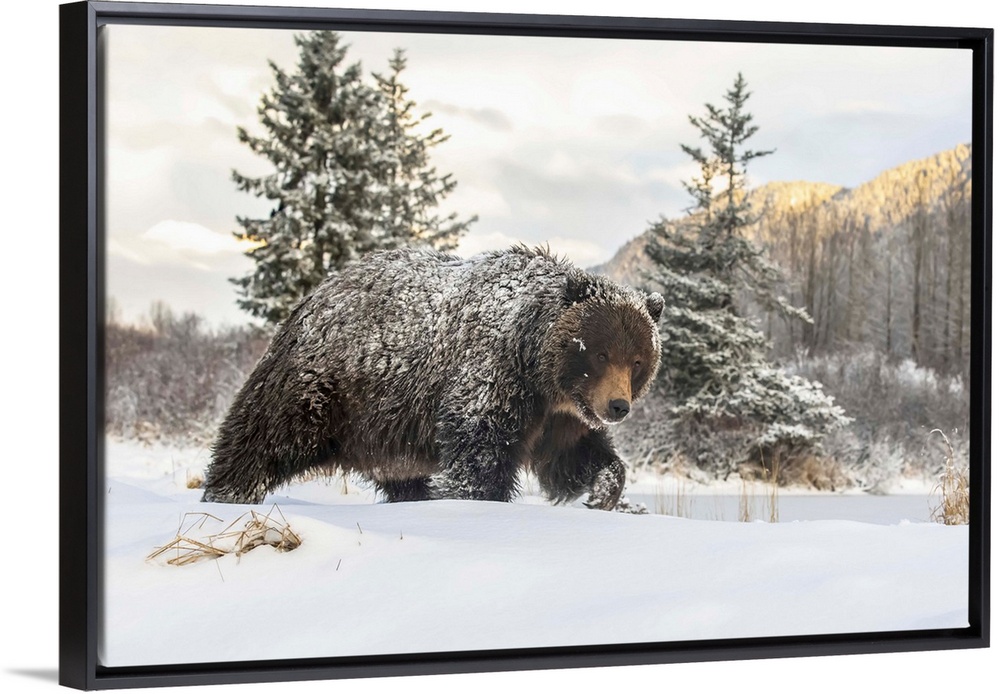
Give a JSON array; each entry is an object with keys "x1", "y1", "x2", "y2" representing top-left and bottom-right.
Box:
[
  {"x1": 107, "y1": 238, "x2": 150, "y2": 265},
  {"x1": 422, "y1": 100, "x2": 513, "y2": 131},
  {"x1": 487, "y1": 150, "x2": 686, "y2": 241},
  {"x1": 442, "y1": 185, "x2": 511, "y2": 221},
  {"x1": 141, "y1": 220, "x2": 247, "y2": 255}
]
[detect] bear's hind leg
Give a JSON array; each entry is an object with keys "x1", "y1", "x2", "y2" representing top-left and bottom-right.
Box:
[
  {"x1": 202, "y1": 364, "x2": 343, "y2": 504},
  {"x1": 202, "y1": 429, "x2": 339, "y2": 504}
]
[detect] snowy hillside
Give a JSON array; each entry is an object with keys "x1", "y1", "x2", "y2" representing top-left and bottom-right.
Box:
[{"x1": 100, "y1": 440, "x2": 968, "y2": 668}]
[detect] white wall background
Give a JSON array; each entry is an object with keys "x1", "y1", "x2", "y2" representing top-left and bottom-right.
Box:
[{"x1": 2, "y1": 1, "x2": 995, "y2": 693}]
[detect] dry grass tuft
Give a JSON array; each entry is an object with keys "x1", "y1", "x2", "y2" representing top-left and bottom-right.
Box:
[
  {"x1": 147, "y1": 505, "x2": 301, "y2": 566},
  {"x1": 738, "y1": 453, "x2": 780, "y2": 523},
  {"x1": 738, "y1": 478, "x2": 753, "y2": 523},
  {"x1": 654, "y1": 473, "x2": 693, "y2": 518},
  {"x1": 185, "y1": 471, "x2": 204, "y2": 489},
  {"x1": 765, "y1": 456, "x2": 779, "y2": 524},
  {"x1": 929, "y1": 429, "x2": 969, "y2": 526}
]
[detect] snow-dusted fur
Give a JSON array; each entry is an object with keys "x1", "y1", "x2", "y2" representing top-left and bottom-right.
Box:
[{"x1": 202, "y1": 246, "x2": 663, "y2": 509}]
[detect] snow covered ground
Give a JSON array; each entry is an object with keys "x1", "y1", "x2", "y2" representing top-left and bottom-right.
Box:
[{"x1": 99, "y1": 439, "x2": 969, "y2": 668}]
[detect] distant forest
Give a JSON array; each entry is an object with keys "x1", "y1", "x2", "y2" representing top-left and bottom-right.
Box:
[{"x1": 758, "y1": 146, "x2": 972, "y2": 378}]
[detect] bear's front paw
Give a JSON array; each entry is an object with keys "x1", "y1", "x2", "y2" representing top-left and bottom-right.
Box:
[{"x1": 583, "y1": 460, "x2": 626, "y2": 511}]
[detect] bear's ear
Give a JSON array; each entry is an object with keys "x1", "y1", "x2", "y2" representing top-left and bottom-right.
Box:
[
  {"x1": 645, "y1": 292, "x2": 664, "y2": 322},
  {"x1": 565, "y1": 272, "x2": 595, "y2": 305}
]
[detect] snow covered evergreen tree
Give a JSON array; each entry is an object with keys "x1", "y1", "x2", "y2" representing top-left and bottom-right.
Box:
[
  {"x1": 369, "y1": 49, "x2": 474, "y2": 254},
  {"x1": 231, "y1": 33, "x2": 475, "y2": 323},
  {"x1": 643, "y1": 74, "x2": 849, "y2": 478}
]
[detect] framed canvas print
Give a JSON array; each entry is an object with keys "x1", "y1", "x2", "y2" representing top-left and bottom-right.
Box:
[{"x1": 59, "y1": 1, "x2": 991, "y2": 689}]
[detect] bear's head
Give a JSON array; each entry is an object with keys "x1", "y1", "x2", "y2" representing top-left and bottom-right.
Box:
[{"x1": 545, "y1": 273, "x2": 664, "y2": 429}]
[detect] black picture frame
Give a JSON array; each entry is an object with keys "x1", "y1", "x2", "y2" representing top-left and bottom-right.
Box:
[{"x1": 59, "y1": 1, "x2": 992, "y2": 689}]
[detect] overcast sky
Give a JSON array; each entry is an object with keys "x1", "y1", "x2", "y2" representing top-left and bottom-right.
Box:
[{"x1": 104, "y1": 24, "x2": 971, "y2": 327}]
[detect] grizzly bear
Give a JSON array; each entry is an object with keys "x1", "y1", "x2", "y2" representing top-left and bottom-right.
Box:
[{"x1": 201, "y1": 246, "x2": 663, "y2": 510}]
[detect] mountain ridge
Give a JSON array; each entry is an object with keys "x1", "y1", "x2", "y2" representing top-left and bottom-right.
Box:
[{"x1": 594, "y1": 142, "x2": 972, "y2": 285}]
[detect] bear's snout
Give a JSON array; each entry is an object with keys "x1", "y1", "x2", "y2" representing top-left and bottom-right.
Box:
[{"x1": 608, "y1": 398, "x2": 630, "y2": 421}]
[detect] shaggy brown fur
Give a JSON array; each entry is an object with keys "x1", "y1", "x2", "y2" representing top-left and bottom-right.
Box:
[{"x1": 202, "y1": 246, "x2": 663, "y2": 509}]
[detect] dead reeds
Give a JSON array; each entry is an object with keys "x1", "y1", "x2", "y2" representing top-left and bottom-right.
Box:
[
  {"x1": 929, "y1": 429, "x2": 970, "y2": 526},
  {"x1": 738, "y1": 452, "x2": 780, "y2": 523},
  {"x1": 147, "y1": 505, "x2": 302, "y2": 566},
  {"x1": 654, "y1": 472, "x2": 693, "y2": 519}
]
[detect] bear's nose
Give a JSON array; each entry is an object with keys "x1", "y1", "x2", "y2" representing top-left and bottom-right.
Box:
[{"x1": 609, "y1": 399, "x2": 630, "y2": 420}]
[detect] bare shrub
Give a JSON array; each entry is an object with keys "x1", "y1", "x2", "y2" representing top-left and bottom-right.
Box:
[
  {"x1": 929, "y1": 430, "x2": 970, "y2": 525},
  {"x1": 105, "y1": 306, "x2": 270, "y2": 445}
]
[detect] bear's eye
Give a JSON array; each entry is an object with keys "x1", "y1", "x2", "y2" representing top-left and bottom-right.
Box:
[
  {"x1": 633, "y1": 360, "x2": 642, "y2": 372},
  {"x1": 597, "y1": 353, "x2": 607, "y2": 363}
]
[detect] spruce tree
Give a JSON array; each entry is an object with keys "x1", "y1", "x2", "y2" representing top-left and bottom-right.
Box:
[
  {"x1": 231, "y1": 33, "x2": 474, "y2": 324},
  {"x1": 643, "y1": 74, "x2": 848, "y2": 477},
  {"x1": 370, "y1": 49, "x2": 473, "y2": 254}
]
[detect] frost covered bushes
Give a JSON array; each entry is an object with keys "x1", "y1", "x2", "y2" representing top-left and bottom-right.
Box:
[
  {"x1": 615, "y1": 346, "x2": 968, "y2": 490},
  {"x1": 105, "y1": 306, "x2": 269, "y2": 444},
  {"x1": 787, "y1": 349, "x2": 969, "y2": 488},
  {"x1": 614, "y1": 392, "x2": 850, "y2": 489},
  {"x1": 791, "y1": 350, "x2": 967, "y2": 448}
]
